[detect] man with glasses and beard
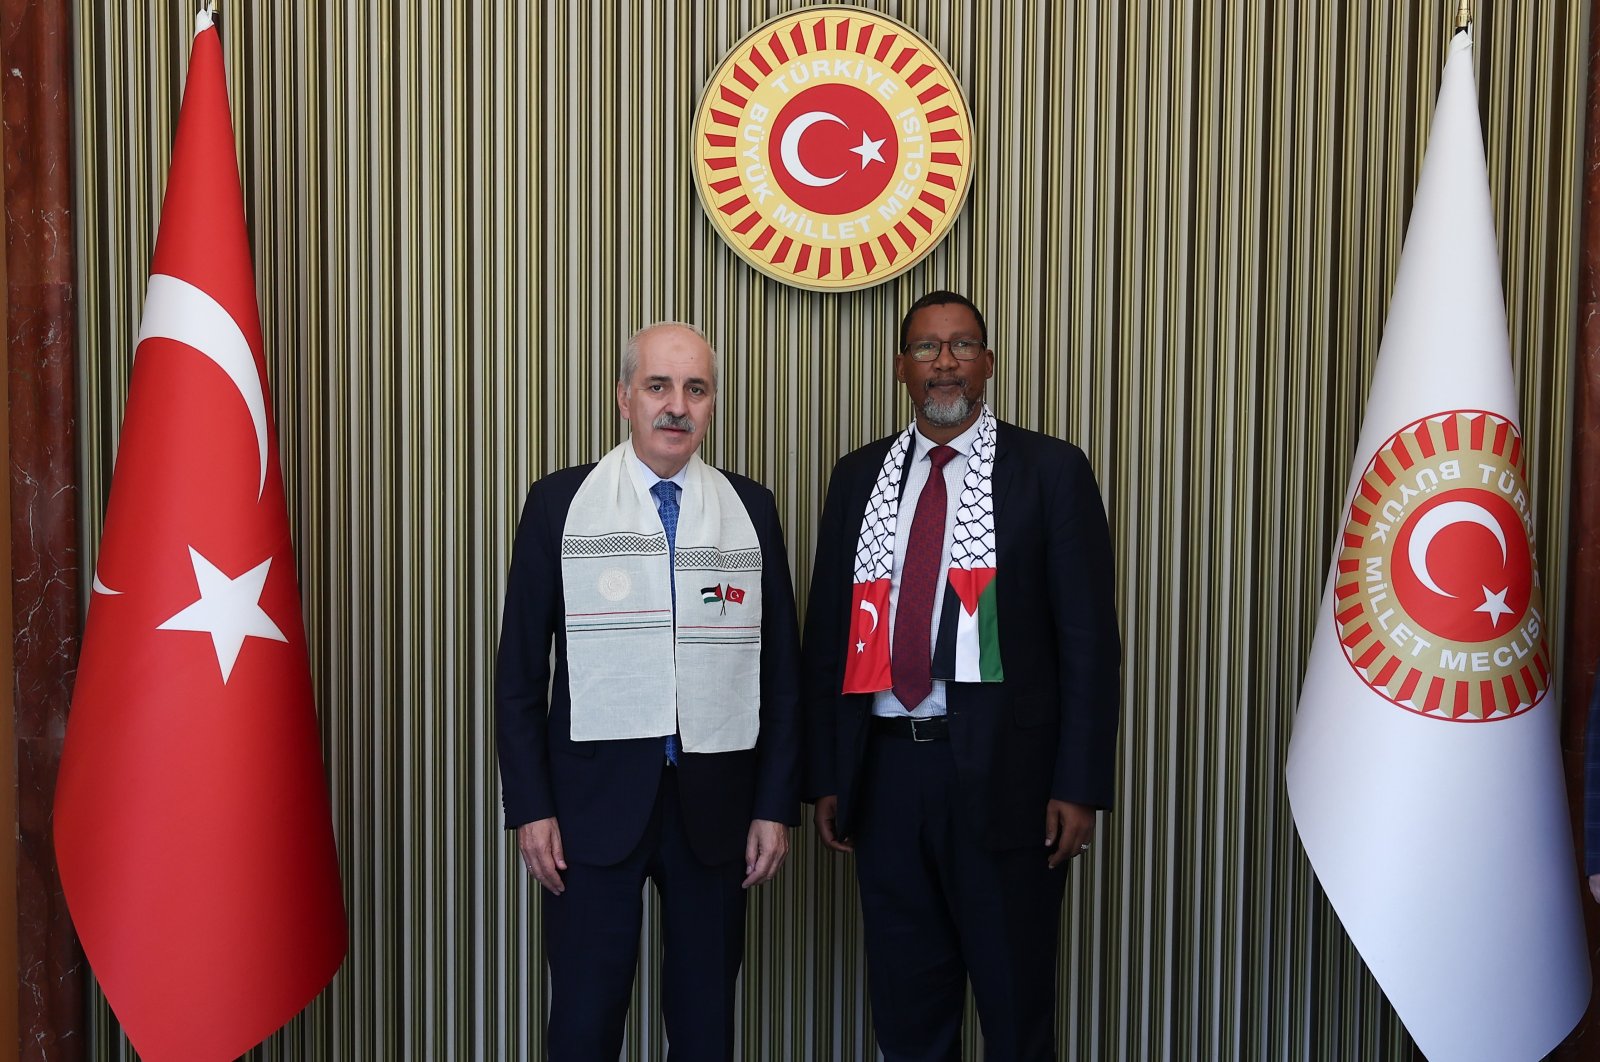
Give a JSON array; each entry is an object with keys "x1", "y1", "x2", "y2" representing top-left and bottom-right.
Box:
[
  {"x1": 496, "y1": 322, "x2": 800, "y2": 1060},
  {"x1": 803, "y1": 291, "x2": 1121, "y2": 1061}
]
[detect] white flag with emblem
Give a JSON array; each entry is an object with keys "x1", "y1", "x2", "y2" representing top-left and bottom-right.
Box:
[{"x1": 1286, "y1": 28, "x2": 1588, "y2": 1062}]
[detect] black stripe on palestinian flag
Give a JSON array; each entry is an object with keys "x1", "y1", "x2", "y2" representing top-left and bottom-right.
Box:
[{"x1": 931, "y1": 583, "x2": 962, "y2": 679}]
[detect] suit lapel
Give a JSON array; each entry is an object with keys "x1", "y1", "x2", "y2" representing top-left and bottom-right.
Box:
[
  {"x1": 990, "y1": 417, "x2": 1016, "y2": 528},
  {"x1": 895, "y1": 435, "x2": 916, "y2": 502}
]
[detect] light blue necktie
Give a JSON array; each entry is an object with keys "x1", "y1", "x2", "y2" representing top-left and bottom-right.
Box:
[{"x1": 651, "y1": 481, "x2": 681, "y2": 766}]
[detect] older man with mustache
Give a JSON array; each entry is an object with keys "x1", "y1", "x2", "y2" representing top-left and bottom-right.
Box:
[
  {"x1": 496, "y1": 322, "x2": 800, "y2": 1060},
  {"x1": 803, "y1": 291, "x2": 1122, "y2": 1061}
]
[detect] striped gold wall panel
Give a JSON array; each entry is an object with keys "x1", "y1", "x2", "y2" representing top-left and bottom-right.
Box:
[{"x1": 69, "y1": 2, "x2": 1585, "y2": 1059}]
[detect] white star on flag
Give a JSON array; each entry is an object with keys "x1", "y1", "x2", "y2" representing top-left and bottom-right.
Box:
[
  {"x1": 158, "y1": 546, "x2": 288, "y2": 682},
  {"x1": 850, "y1": 131, "x2": 886, "y2": 168},
  {"x1": 1473, "y1": 585, "x2": 1513, "y2": 627}
]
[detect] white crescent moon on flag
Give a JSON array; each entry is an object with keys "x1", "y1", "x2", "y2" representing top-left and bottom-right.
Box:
[
  {"x1": 859, "y1": 598, "x2": 879, "y2": 633},
  {"x1": 137, "y1": 273, "x2": 269, "y2": 499},
  {"x1": 92, "y1": 572, "x2": 121, "y2": 596},
  {"x1": 779, "y1": 111, "x2": 847, "y2": 187},
  {"x1": 1407, "y1": 500, "x2": 1507, "y2": 598}
]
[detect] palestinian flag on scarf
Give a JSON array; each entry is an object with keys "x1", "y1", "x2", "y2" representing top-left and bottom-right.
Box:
[{"x1": 933, "y1": 568, "x2": 1002, "y2": 681}]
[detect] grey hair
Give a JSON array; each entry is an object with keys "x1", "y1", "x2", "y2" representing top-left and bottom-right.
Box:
[{"x1": 618, "y1": 321, "x2": 721, "y2": 390}]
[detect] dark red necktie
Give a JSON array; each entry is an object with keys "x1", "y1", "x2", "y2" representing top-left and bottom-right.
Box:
[{"x1": 891, "y1": 445, "x2": 956, "y2": 710}]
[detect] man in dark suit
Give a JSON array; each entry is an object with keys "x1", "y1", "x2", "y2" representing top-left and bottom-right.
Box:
[
  {"x1": 496, "y1": 321, "x2": 800, "y2": 1060},
  {"x1": 1581, "y1": 657, "x2": 1600, "y2": 903},
  {"x1": 803, "y1": 291, "x2": 1121, "y2": 1061}
]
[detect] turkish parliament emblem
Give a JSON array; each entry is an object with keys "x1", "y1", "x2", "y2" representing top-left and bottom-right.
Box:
[
  {"x1": 691, "y1": 8, "x2": 973, "y2": 291},
  {"x1": 1332, "y1": 410, "x2": 1549, "y2": 721}
]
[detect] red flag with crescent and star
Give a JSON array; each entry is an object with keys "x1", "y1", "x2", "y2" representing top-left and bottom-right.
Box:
[
  {"x1": 53, "y1": 10, "x2": 346, "y2": 1062},
  {"x1": 844, "y1": 579, "x2": 892, "y2": 691}
]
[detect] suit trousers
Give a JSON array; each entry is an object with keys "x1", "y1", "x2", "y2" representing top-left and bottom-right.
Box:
[
  {"x1": 854, "y1": 733, "x2": 1070, "y2": 1062},
  {"x1": 542, "y1": 767, "x2": 748, "y2": 1061}
]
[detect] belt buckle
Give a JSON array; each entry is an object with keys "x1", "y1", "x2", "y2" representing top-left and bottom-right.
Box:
[{"x1": 910, "y1": 718, "x2": 935, "y2": 743}]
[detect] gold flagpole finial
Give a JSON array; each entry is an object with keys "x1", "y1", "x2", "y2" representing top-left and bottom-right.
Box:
[{"x1": 1455, "y1": 0, "x2": 1471, "y2": 32}]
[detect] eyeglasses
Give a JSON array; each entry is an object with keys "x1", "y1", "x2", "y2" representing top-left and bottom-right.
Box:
[{"x1": 901, "y1": 338, "x2": 987, "y2": 362}]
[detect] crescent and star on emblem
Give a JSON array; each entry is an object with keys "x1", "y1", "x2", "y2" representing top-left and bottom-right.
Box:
[
  {"x1": 1473, "y1": 585, "x2": 1514, "y2": 627},
  {"x1": 1333, "y1": 410, "x2": 1546, "y2": 721},
  {"x1": 850, "y1": 131, "x2": 887, "y2": 167},
  {"x1": 1405, "y1": 498, "x2": 1513, "y2": 627},
  {"x1": 779, "y1": 111, "x2": 889, "y2": 186},
  {"x1": 692, "y1": 10, "x2": 973, "y2": 290}
]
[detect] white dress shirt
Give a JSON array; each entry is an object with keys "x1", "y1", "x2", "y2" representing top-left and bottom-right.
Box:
[{"x1": 629, "y1": 448, "x2": 690, "y2": 496}]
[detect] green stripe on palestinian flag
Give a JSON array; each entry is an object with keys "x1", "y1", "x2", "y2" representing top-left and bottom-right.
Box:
[
  {"x1": 932, "y1": 568, "x2": 1002, "y2": 682},
  {"x1": 973, "y1": 576, "x2": 1002, "y2": 680}
]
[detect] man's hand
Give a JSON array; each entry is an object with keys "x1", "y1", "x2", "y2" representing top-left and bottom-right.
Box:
[
  {"x1": 1045, "y1": 799, "x2": 1095, "y2": 869},
  {"x1": 1589, "y1": 873, "x2": 1600, "y2": 905},
  {"x1": 814, "y1": 795, "x2": 854, "y2": 853},
  {"x1": 743, "y1": 819, "x2": 790, "y2": 888},
  {"x1": 517, "y1": 817, "x2": 568, "y2": 895}
]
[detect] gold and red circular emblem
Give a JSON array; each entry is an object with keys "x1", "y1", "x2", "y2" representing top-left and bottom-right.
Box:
[
  {"x1": 690, "y1": 8, "x2": 974, "y2": 291},
  {"x1": 1333, "y1": 410, "x2": 1548, "y2": 722}
]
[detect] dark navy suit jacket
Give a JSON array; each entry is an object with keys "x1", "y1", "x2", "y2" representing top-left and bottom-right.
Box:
[
  {"x1": 496, "y1": 462, "x2": 801, "y2": 867},
  {"x1": 802, "y1": 420, "x2": 1121, "y2": 849},
  {"x1": 1582, "y1": 658, "x2": 1600, "y2": 874}
]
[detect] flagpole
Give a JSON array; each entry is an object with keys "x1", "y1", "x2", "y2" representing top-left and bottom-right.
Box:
[{"x1": 1455, "y1": 0, "x2": 1471, "y2": 32}]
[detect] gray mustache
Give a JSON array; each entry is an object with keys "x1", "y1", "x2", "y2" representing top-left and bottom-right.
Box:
[{"x1": 653, "y1": 412, "x2": 695, "y2": 432}]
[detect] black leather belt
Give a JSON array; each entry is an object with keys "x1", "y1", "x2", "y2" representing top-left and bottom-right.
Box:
[{"x1": 870, "y1": 715, "x2": 949, "y2": 742}]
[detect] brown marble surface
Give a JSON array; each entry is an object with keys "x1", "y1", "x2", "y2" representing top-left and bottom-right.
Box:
[
  {"x1": 1556, "y1": 2, "x2": 1600, "y2": 1058},
  {"x1": 2, "y1": 1, "x2": 83, "y2": 1059}
]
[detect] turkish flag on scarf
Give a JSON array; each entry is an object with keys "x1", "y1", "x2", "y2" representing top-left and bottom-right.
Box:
[{"x1": 53, "y1": 10, "x2": 346, "y2": 1061}]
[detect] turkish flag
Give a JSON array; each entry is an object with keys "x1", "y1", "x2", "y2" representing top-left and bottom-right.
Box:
[
  {"x1": 53, "y1": 11, "x2": 346, "y2": 1062},
  {"x1": 841, "y1": 578, "x2": 891, "y2": 692}
]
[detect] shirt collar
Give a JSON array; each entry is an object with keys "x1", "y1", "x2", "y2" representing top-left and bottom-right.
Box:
[
  {"x1": 911, "y1": 406, "x2": 985, "y2": 462},
  {"x1": 628, "y1": 445, "x2": 689, "y2": 491}
]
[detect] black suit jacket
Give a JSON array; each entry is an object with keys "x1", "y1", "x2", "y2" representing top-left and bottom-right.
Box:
[
  {"x1": 802, "y1": 420, "x2": 1121, "y2": 850},
  {"x1": 496, "y1": 462, "x2": 801, "y2": 867}
]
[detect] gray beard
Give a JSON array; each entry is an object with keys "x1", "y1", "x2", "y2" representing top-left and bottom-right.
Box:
[{"x1": 920, "y1": 391, "x2": 975, "y2": 427}]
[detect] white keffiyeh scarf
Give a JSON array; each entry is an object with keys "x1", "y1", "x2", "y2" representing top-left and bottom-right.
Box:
[{"x1": 842, "y1": 406, "x2": 1003, "y2": 692}]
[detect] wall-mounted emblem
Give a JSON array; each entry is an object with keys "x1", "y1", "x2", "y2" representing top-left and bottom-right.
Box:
[{"x1": 691, "y1": 8, "x2": 974, "y2": 291}]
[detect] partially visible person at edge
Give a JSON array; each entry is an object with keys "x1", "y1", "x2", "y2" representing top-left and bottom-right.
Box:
[
  {"x1": 495, "y1": 321, "x2": 800, "y2": 1060},
  {"x1": 1582, "y1": 656, "x2": 1600, "y2": 903},
  {"x1": 802, "y1": 290, "x2": 1122, "y2": 1061}
]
